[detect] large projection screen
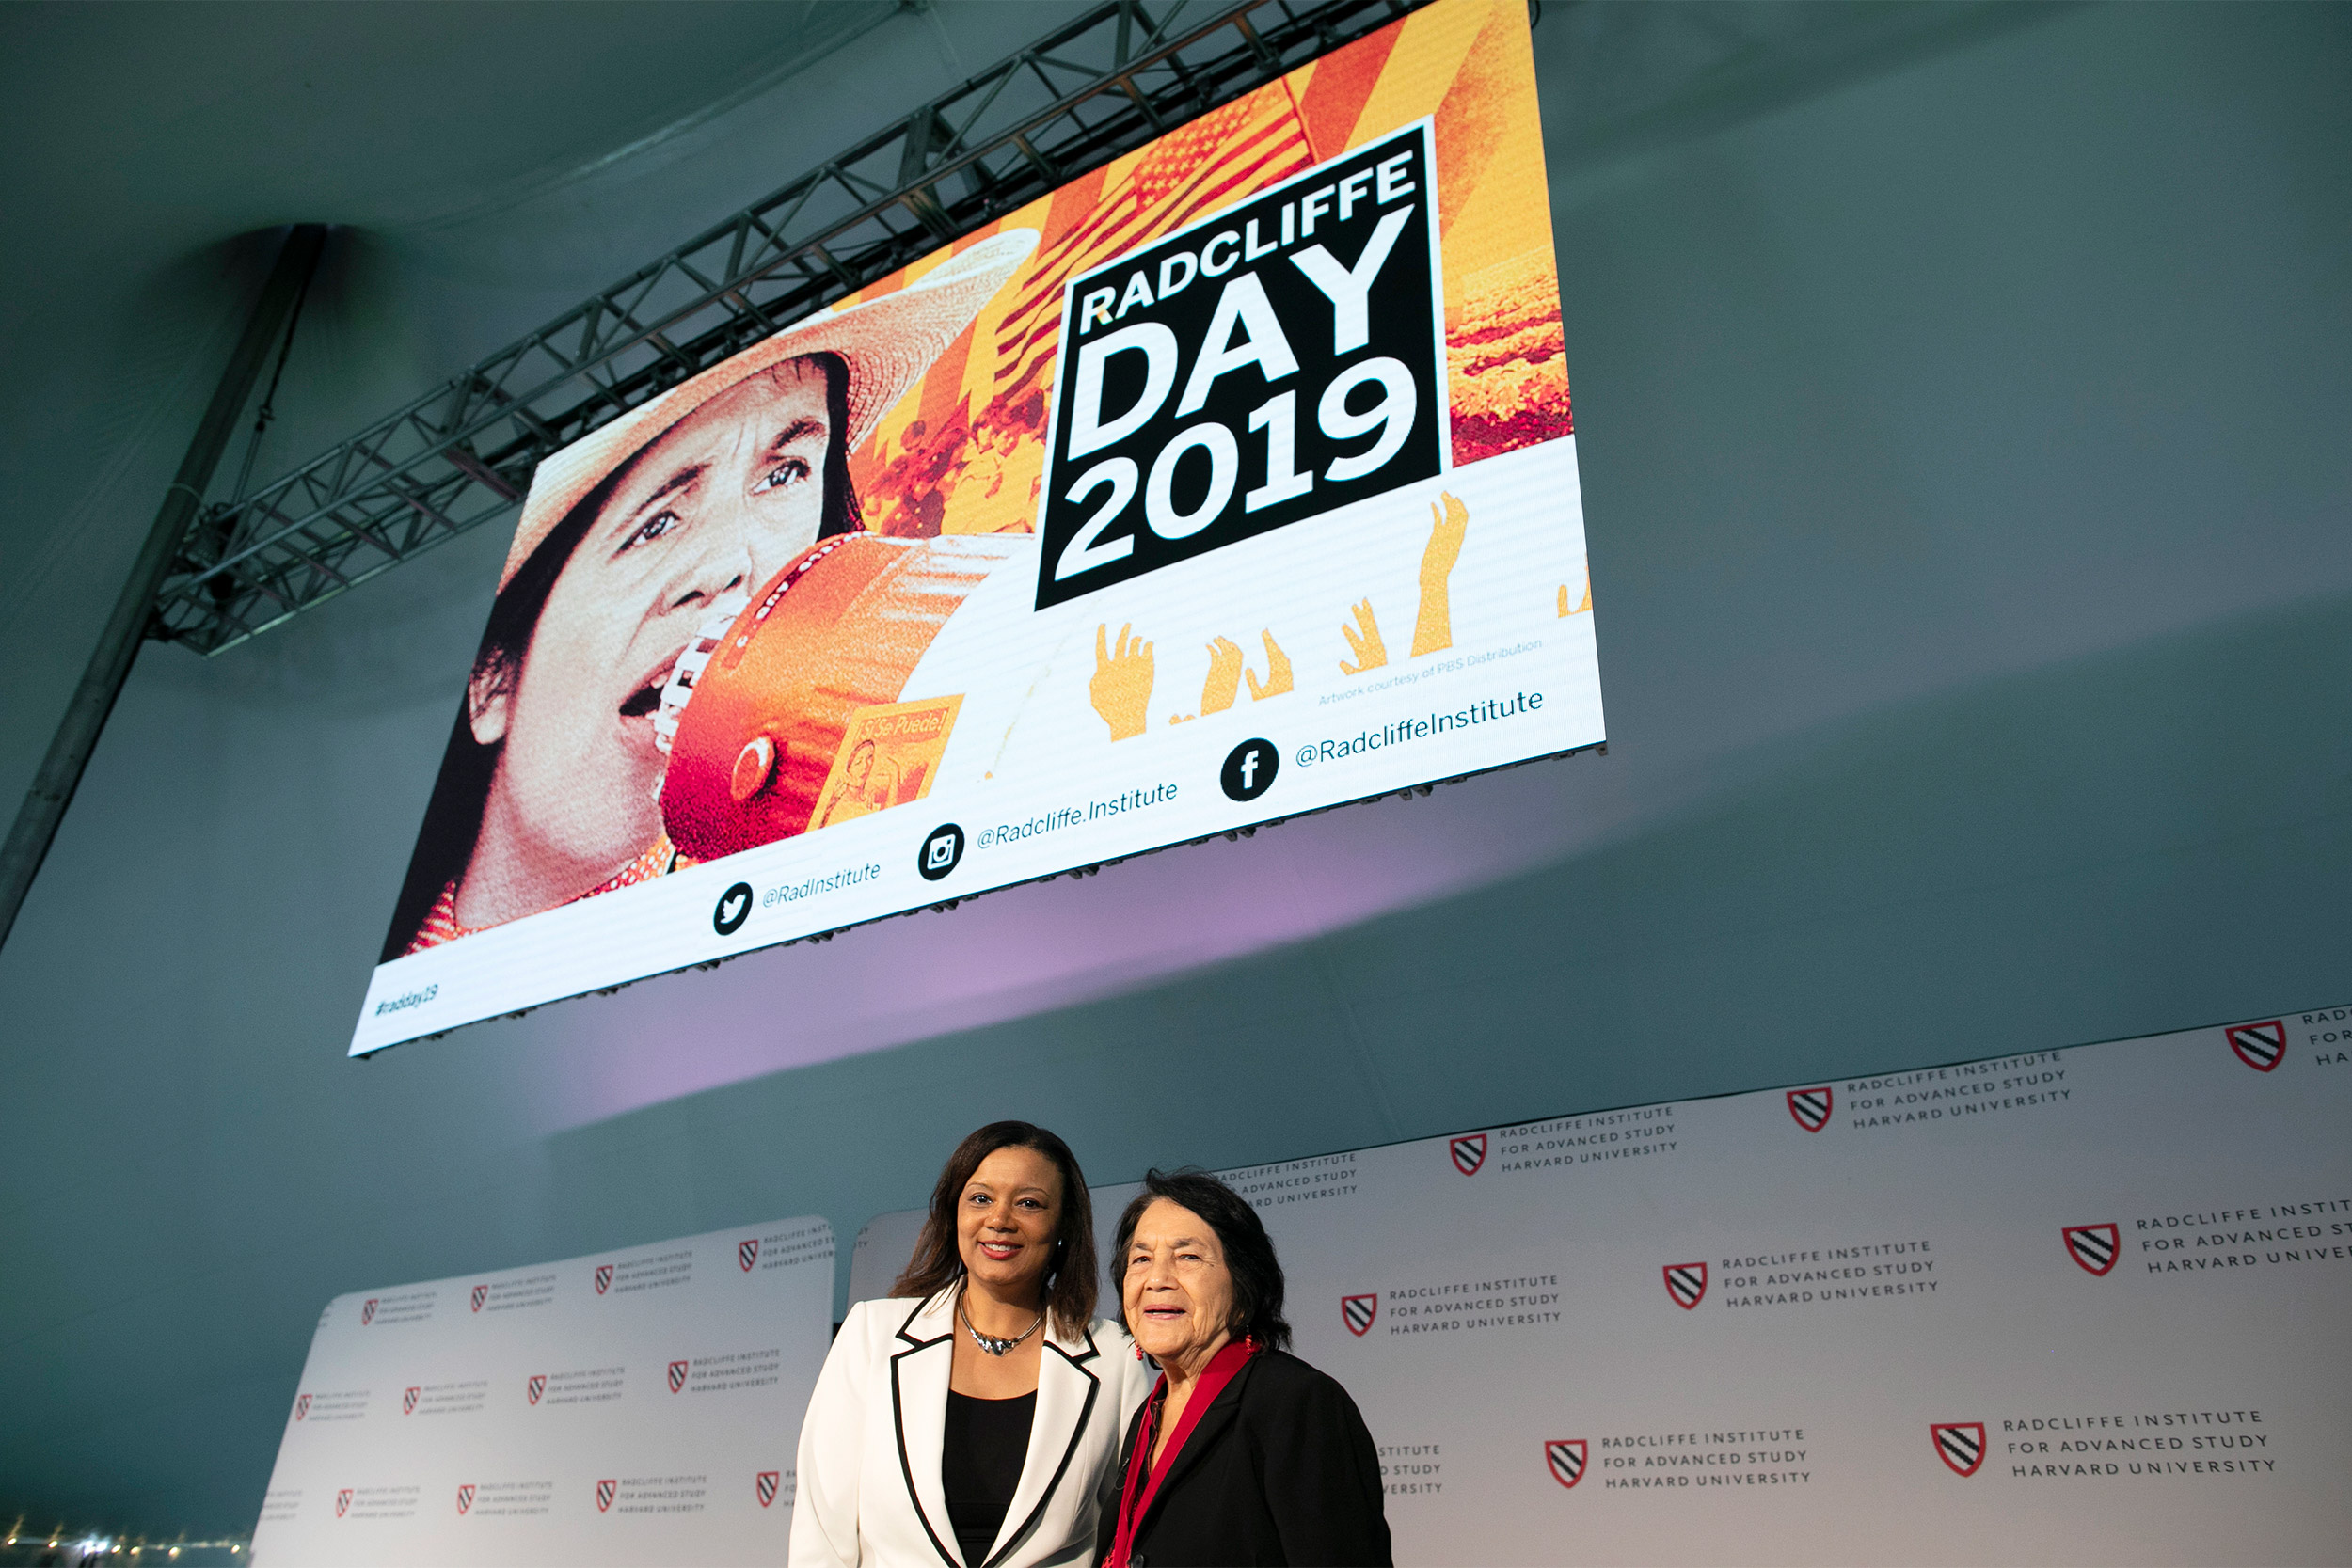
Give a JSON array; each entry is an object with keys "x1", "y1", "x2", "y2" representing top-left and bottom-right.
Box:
[{"x1": 356, "y1": 0, "x2": 1596, "y2": 1053}]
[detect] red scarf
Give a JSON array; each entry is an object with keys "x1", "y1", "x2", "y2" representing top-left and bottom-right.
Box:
[{"x1": 1106, "y1": 1339, "x2": 1256, "y2": 1568}]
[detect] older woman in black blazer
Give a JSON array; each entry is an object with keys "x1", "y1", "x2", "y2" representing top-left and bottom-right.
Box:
[{"x1": 1097, "y1": 1169, "x2": 1390, "y2": 1568}]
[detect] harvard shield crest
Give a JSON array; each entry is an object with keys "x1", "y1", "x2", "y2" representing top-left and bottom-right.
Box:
[
  {"x1": 403, "y1": 1386, "x2": 420, "y2": 1415},
  {"x1": 336, "y1": 1489, "x2": 353, "y2": 1518},
  {"x1": 1931, "y1": 1421, "x2": 1986, "y2": 1477},
  {"x1": 1787, "y1": 1086, "x2": 1832, "y2": 1132},
  {"x1": 456, "y1": 1485, "x2": 475, "y2": 1515},
  {"x1": 1663, "y1": 1261, "x2": 1708, "y2": 1310},
  {"x1": 2227, "y1": 1020, "x2": 2285, "y2": 1072},
  {"x1": 1342, "y1": 1293, "x2": 1377, "y2": 1336},
  {"x1": 594, "y1": 1264, "x2": 613, "y2": 1295},
  {"x1": 739, "y1": 1237, "x2": 760, "y2": 1272},
  {"x1": 471, "y1": 1283, "x2": 488, "y2": 1312},
  {"x1": 2063, "y1": 1224, "x2": 2119, "y2": 1276},
  {"x1": 1545, "y1": 1439, "x2": 1587, "y2": 1489},
  {"x1": 1450, "y1": 1133, "x2": 1487, "y2": 1177},
  {"x1": 527, "y1": 1374, "x2": 546, "y2": 1405},
  {"x1": 669, "y1": 1358, "x2": 691, "y2": 1394},
  {"x1": 756, "y1": 1471, "x2": 781, "y2": 1509},
  {"x1": 596, "y1": 1479, "x2": 617, "y2": 1513}
]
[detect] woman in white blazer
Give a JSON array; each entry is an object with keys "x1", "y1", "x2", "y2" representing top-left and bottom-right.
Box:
[{"x1": 793, "y1": 1122, "x2": 1152, "y2": 1568}]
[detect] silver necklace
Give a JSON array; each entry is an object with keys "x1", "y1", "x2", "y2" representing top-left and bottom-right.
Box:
[{"x1": 959, "y1": 1290, "x2": 1044, "y2": 1356}]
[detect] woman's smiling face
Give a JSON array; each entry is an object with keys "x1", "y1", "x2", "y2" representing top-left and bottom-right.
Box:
[
  {"x1": 956, "y1": 1145, "x2": 1065, "y2": 1301},
  {"x1": 478, "y1": 358, "x2": 836, "y2": 899},
  {"x1": 1122, "y1": 1198, "x2": 1237, "y2": 1372}
]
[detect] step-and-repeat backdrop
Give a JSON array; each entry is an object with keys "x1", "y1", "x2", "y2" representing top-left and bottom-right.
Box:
[
  {"x1": 249, "y1": 1216, "x2": 833, "y2": 1566},
  {"x1": 256, "y1": 1005, "x2": 2347, "y2": 1563},
  {"x1": 850, "y1": 1006, "x2": 2351, "y2": 1565}
]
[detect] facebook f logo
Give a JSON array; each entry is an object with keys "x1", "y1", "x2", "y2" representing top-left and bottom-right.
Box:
[{"x1": 1220, "y1": 739, "x2": 1278, "y2": 802}]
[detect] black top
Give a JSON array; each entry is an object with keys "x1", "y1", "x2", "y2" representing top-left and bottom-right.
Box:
[
  {"x1": 943, "y1": 1388, "x2": 1036, "y2": 1567},
  {"x1": 1099, "y1": 1350, "x2": 1390, "y2": 1568}
]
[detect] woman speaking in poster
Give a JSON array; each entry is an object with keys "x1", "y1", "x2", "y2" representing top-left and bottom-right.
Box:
[{"x1": 380, "y1": 233, "x2": 1035, "y2": 958}]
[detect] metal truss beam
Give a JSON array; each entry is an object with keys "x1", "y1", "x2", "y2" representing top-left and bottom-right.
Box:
[
  {"x1": 1, "y1": 225, "x2": 327, "y2": 952},
  {"x1": 155, "y1": 0, "x2": 1424, "y2": 656}
]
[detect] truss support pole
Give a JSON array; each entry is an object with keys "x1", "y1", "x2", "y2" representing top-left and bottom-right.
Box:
[{"x1": 0, "y1": 223, "x2": 328, "y2": 954}]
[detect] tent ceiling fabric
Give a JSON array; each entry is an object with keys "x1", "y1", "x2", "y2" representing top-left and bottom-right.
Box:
[{"x1": 3, "y1": 0, "x2": 2348, "y2": 1545}]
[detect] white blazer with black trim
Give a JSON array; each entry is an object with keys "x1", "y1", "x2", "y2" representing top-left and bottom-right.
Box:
[{"x1": 790, "y1": 1291, "x2": 1153, "y2": 1568}]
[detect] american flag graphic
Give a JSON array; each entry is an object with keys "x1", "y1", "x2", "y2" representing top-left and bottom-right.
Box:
[{"x1": 990, "y1": 84, "x2": 1316, "y2": 404}]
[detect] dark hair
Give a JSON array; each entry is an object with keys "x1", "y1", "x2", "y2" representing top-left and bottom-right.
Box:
[
  {"x1": 377, "y1": 353, "x2": 864, "y2": 960},
  {"x1": 891, "y1": 1121, "x2": 1098, "y2": 1338},
  {"x1": 1110, "y1": 1168, "x2": 1292, "y2": 1354}
]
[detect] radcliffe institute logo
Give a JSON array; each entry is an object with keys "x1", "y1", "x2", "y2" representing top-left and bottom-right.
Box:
[
  {"x1": 360, "y1": 1298, "x2": 378, "y2": 1326},
  {"x1": 527, "y1": 1375, "x2": 546, "y2": 1405},
  {"x1": 335, "y1": 1489, "x2": 353, "y2": 1518},
  {"x1": 455, "y1": 1485, "x2": 474, "y2": 1515},
  {"x1": 1545, "y1": 1440, "x2": 1587, "y2": 1489},
  {"x1": 2227, "y1": 1020, "x2": 2285, "y2": 1072},
  {"x1": 594, "y1": 1264, "x2": 614, "y2": 1296},
  {"x1": 1342, "y1": 1294, "x2": 1378, "y2": 1336},
  {"x1": 756, "y1": 1471, "x2": 781, "y2": 1509},
  {"x1": 1931, "y1": 1422, "x2": 1985, "y2": 1477},
  {"x1": 1449, "y1": 1134, "x2": 1487, "y2": 1177},
  {"x1": 403, "y1": 1386, "x2": 420, "y2": 1415},
  {"x1": 596, "y1": 1479, "x2": 617, "y2": 1513},
  {"x1": 294, "y1": 1394, "x2": 310, "y2": 1420},
  {"x1": 2063, "y1": 1224, "x2": 2119, "y2": 1276},
  {"x1": 739, "y1": 1238, "x2": 761, "y2": 1272},
  {"x1": 1663, "y1": 1262, "x2": 1708, "y2": 1310},
  {"x1": 669, "y1": 1359, "x2": 691, "y2": 1394},
  {"x1": 471, "y1": 1284, "x2": 488, "y2": 1312},
  {"x1": 1787, "y1": 1085, "x2": 1832, "y2": 1132}
]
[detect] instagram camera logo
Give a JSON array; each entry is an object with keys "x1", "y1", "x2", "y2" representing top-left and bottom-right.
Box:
[{"x1": 918, "y1": 824, "x2": 965, "y2": 881}]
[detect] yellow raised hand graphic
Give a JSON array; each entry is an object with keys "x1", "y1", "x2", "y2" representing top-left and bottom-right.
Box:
[
  {"x1": 1244, "y1": 629, "x2": 1293, "y2": 701},
  {"x1": 1090, "y1": 622, "x2": 1153, "y2": 741},
  {"x1": 1411, "y1": 491, "x2": 1468, "y2": 657},
  {"x1": 1168, "y1": 636, "x2": 1247, "y2": 725},
  {"x1": 1559, "y1": 577, "x2": 1591, "y2": 616},
  {"x1": 1339, "y1": 598, "x2": 1388, "y2": 676},
  {"x1": 1200, "y1": 636, "x2": 1245, "y2": 715}
]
